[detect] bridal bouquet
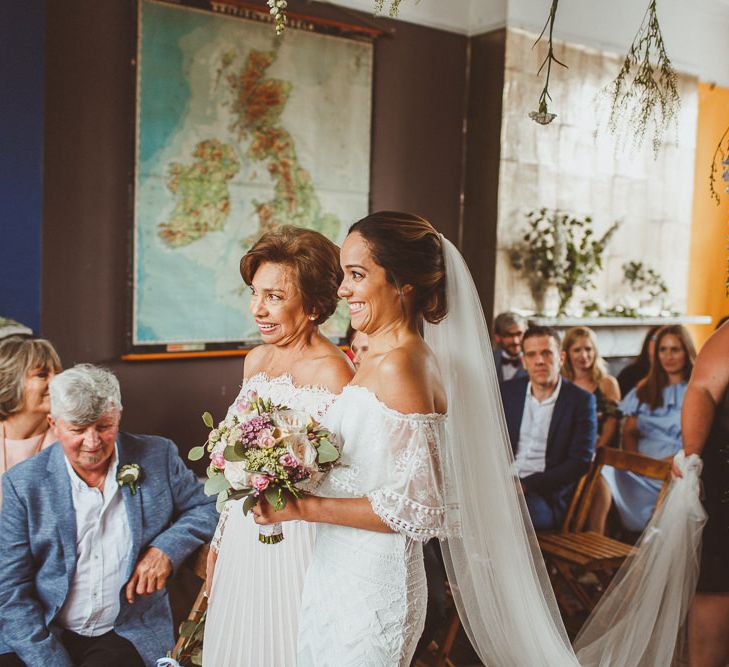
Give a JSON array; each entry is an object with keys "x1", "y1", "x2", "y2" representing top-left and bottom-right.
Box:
[{"x1": 189, "y1": 391, "x2": 339, "y2": 544}]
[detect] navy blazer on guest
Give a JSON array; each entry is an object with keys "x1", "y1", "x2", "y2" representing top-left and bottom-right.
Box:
[
  {"x1": 0, "y1": 433, "x2": 218, "y2": 667},
  {"x1": 500, "y1": 376, "x2": 597, "y2": 522},
  {"x1": 492, "y1": 347, "x2": 528, "y2": 384}
]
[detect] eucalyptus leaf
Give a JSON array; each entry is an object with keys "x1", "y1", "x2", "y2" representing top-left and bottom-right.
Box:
[
  {"x1": 204, "y1": 473, "x2": 231, "y2": 496},
  {"x1": 223, "y1": 445, "x2": 245, "y2": 462},
  {"x1": 242, "y1": 494, "x2": 258, "y2": 516},
  {"x1": 265, "y1": 486, "x2": 284, "y2": 511},
  {"x1": 188, "y1": 445, "x2": 206, "y2": 462},
  {"x1": 202, "y1": 411, "x2": 214, "y2": 428},
  {"x1": 216, "y1": 489, "x2": 229, "y2": 513},
  {"x1": 192, "y1": 648, "x2": 203, "y2": 666},
  {"x1": 316, "y1": 438, "x2": 339, "y2": 464}
]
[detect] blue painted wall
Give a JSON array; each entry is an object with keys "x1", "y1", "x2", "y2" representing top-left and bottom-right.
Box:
[{"x1": 0, "y1": 1, "x2": 45, "y2": 333}]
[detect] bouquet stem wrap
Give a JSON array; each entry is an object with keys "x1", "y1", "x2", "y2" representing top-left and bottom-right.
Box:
[{"x1": 258, "y1": 522, "x2": 284, "y2": 544}]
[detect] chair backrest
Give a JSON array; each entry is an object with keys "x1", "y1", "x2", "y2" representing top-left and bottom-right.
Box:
[{"x1": 561, "y1": 447, "x2": 673, "y2": 533}]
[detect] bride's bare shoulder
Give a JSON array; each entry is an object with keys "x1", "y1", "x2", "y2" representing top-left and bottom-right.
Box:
[
  {"x1": 374, "y1": 342, "x2": 445, "y2": 415},
  {"x1": 242, "y1": 345, "x2": 271, "y2": 380}
]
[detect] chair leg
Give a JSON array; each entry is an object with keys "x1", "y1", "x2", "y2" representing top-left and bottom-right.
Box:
[{"x1": 434, "y1": 607, "x2": 462, "y2": 667}]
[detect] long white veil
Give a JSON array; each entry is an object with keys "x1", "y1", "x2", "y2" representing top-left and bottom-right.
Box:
[
  {"x1": 424, "y1": 236, "x2": 581, "y2": 665},
  {"x1": 423, "y1": 235, "x2": 706, "y2": 666}
]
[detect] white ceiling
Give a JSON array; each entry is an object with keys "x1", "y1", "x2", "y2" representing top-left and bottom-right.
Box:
[{"x1": 323, "y1": 0, "x2": 729, "y2": 87}]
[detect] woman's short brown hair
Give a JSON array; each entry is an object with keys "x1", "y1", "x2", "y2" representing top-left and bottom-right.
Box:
[
  {"x1": 240, "y1": 226, "x2": 343, "y2": 326},
  {"x1": 636, "y1": 324, "x2": 696, "y2": 409},
  {"x1": 0, "y1": 336, "x2": 62, "y2": 420},
  {"x1": 348, "y1": 211, "x2": 447, "y2": 324}
]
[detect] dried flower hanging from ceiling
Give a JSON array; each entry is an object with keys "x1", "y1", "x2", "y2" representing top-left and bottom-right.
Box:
[
  {"x1": 601, "y1": 0, "x2": 679, "y2": 155},
  {"x1": 529, "y1": 0, "x2": 566, "y2": 125}
]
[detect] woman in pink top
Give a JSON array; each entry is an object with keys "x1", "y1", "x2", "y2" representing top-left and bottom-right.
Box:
[{"x1": 0, "y1": 336, "x2": 62, "y2": 504}]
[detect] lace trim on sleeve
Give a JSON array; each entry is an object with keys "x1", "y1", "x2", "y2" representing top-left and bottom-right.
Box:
[
  {"x1": 368, "y1": 489, "x2": 457, "y2": 541},
  {"x1": 210, "y1": 501, "x2": 232, "y2": 553}
]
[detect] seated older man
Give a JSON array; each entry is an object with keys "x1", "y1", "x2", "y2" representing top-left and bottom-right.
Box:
[{"x1": 0, "y1": 364, "x2": 217, "y2": 667}]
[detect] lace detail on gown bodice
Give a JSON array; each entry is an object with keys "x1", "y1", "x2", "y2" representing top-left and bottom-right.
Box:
[
  {"x1": 318, "y1": 384, "x2": 456, "y2": 541},
  {"x1": 210, "y1": 373, "x2": 336, "y2": 552}
]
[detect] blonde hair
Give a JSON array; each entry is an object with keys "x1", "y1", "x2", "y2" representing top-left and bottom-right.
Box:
[
  {"x1": 0, "y1": 337, "x2": 62, "y2": 420},
  {"x1": 562, "y1": 327, "x2": 607, "y2": 385}
]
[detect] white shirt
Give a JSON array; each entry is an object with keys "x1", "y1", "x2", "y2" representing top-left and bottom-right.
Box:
[
  {"x1": 57, "y1": 447, "x2": 131, "y2": 636},
  {"x1": 501, "y1": 354, "x2": 523, "y2": 382},
  {"x1": 513, "y1": 378, "x2": 562, "y2": 479}
]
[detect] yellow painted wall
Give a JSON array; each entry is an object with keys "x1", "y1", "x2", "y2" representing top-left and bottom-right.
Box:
[{"x1": 687, "y1": 82, "x2": 729, "y2": 348}]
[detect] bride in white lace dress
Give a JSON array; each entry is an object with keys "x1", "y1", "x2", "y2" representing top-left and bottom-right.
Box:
[
  {"x1": 203, "y1": 227, "x2": 353, "y2": 667},
  {"x1": 253, "y1": 213, "x2": 450, "y2": 666}
]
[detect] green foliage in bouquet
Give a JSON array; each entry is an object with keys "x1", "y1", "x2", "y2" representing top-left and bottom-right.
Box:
[{"x1": 509, "y1": 208, "x2": 619, "y2": 316}]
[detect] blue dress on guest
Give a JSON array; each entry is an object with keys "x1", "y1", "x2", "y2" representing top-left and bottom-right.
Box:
[{"x1": 603, "y1": 383, "x2": 687, "y2": 531}]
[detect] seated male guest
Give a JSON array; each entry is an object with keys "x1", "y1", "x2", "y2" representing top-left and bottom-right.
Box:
[
  {"x1": 493, "y1": 311, "x2": 528, "y2": 383},
  {"x1": 500, "y1": 326, "x2": 597, "y2": 530},
  {"x1": 0, "y1": 364, "x2": 218, "y2": 667}
]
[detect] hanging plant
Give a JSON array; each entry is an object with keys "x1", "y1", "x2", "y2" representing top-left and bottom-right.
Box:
[
  {"x1": 709, "y1": 124, "x2": 729, "y2": 205},
  {"x1": 529, "y1": 0, "x2": 566, "y2": 125},
  {"x1": 601, "y1": 0, "x2": 679, "y2": 155},
  {"x1": 267, "y1": 0, "x2": 287, "y2": 35},
  {"x1": 374, "y1": 0, "x2": 405, "y2": 17}
]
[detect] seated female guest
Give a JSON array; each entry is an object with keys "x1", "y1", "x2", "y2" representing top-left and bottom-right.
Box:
[
  {"x1": 593, "y1": 325, "x2": 695, "y2": 533},
  {"x1": 0, "y1": 336, "x2": 61, "y2": 505},
  {"x1": 562, "y1": 326, "x2": 621, "y2": 449}
]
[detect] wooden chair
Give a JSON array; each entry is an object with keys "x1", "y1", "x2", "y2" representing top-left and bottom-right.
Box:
[
  {"x1": 171, "y1": 544, "x2": 209, "y2": 662},
  {"x1": 537, "y1": 447, "x2": 673, "y2": 634}
]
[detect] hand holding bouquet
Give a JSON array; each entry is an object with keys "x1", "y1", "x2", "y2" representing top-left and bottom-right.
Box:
[{"x1": 189, "y1": 391, "x2": 339, "y2": 544}]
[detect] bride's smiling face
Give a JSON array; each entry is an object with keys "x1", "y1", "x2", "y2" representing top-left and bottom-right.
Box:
[
  {"x1": 249, "y1": 262, "x2": 312, "y2": 345},
  {"x1": 338, "y1": 232, "x2": 404, "y2": 335}
]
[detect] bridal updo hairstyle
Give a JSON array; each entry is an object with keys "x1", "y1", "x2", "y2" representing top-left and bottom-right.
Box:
[
  {"x1": 348, "y1": 211, "x2": 447, "y2": 324},
  {"x1": 240, "y1": 225, "x2": 343, "y2": 326}
]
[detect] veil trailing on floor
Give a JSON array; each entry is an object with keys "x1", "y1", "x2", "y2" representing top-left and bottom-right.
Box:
[{"x1": 423, "y1": 235, "x2": 706, "y2": 666}]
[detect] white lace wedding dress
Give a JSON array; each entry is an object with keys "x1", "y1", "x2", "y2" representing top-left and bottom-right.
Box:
[
  {"x1": 297, "y1": 384, "x2": 452, "y2": 667},
  {"x1": 203, "y1": 373, "x2": 336, "y2": 667}
]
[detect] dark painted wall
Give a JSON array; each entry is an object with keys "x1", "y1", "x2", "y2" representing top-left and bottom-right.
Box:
[
  {"x1": 462, "y1": 30, "x2": 506, "y2": 327},
  {"x1": 41, "y1": 1, "x2": 471, "y2": 456},
  {"x1": 1, "y1": 0, "x2": 45, "y2": 332}
]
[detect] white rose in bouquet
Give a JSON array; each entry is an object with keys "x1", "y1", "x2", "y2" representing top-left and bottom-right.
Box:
[
  {"x1": 285, "y1": 433, "x2": 318, "y2": 471},
  {"x1": 224, "y1": 460, "x2": 253, "y2": 490},
  {"x1": 271, "y1": 409, "x2": 311, "y2": 434}
]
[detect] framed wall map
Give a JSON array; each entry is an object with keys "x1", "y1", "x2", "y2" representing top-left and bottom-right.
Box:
[{"x1": 132, "y1": 0, "x2": 373, "y2": 350}]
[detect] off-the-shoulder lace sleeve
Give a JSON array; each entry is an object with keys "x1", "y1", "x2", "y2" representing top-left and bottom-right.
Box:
[
  {"x1": 366, "y1": 412, "x2": 451, "y2": 541},
  {"x1": 210, "y1": 501, "x2": 232, "y2": 553}
]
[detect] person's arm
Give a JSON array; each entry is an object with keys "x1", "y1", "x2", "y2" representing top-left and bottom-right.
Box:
[
  {"x1": 0, "y1": 477, "x2": 73, "y2": 667},
  {"x1": 675, "y1": 324, "x2": 729, "y2": 476},
  {"x1": 148, "y1": 440, "x2": 219, "y2": 572},
  {"x1": 622, "y1": 416, "x2": 641, "y2": 452},
  {"x1": 522, "y1": 391, "x2": 597, "y2": 496},
  {"x1": 253, "y1": 494, "x2": 393, "y2": 533},
  {"x1": 596, "y1": 376, "x2": 621, "y2": 449}
]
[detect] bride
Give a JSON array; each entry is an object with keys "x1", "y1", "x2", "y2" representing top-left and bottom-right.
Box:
[
  {"x1": 253, "y1": 211, "x2": 706, "y2": 667},
  {"x1": 202, "y1": 226, "x2": 353, "y2": 667}
]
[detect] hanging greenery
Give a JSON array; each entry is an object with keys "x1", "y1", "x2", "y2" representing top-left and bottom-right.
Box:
[
  {"x1": 374, "y1": 0, "x2": 405, "y2": 17},
  {"x1": 601, "y1": 0, "x2": 679, "y2": 155},
  {"x1": 529, "y1": 0, "x2": 566, "y2": 125},
  {"x1": 709, "y1": 124, "x2": 729, "y2": 205},
  {"x1": 267, "y1": 0, "x2": 287, "y2": 35}
]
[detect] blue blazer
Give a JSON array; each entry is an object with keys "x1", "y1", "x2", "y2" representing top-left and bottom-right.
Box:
[
  {"x1": 0, "y1": 433, "x2": 218, "y2": 667},
  {"x1": 492, "y1": 347, "x2": 528, "y2": 384},
  {"x1": 500, "y1": 377, "x2": 597, "y2": 523}
]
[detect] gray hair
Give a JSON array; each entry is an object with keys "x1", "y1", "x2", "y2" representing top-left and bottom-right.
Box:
[
  {"x1": 0, "y1": 336, "x2": 62, "y2": 420},
  {"x1": 49, "y1": 364, "x2": 122, "y2": 423},
  {"x1": 493, "y1": 311, "x2": 527, "y2": 336}
]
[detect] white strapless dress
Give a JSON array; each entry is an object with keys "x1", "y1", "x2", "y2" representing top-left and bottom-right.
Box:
[
  {"x1": 297, "y1": 385, "x2": 450, "y2": 667},
  {"x1": 203, "y1": 373, "x2": 336, "y2": 667}
]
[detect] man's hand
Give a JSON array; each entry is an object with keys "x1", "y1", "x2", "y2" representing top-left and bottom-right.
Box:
[{"x1": 125, "y1": 546, "x2": 173, "y2": 603}]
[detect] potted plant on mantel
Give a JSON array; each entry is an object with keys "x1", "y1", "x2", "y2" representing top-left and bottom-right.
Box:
[{"x1": 508, "y1": 208, "x2": 619, "y2": 316}]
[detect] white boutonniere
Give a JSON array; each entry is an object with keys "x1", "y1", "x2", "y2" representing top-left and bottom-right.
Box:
[{"x1": 117, "y1": 463, "x2": 143, "y2": 495}]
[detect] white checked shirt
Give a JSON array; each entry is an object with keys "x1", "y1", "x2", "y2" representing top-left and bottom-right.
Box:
[
  {"x1": 513, "y1": 378, "x2": 562, "y2": 479},
  {"x1": 57, "y1": 447, "x2": 131, "y2": 636}
]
